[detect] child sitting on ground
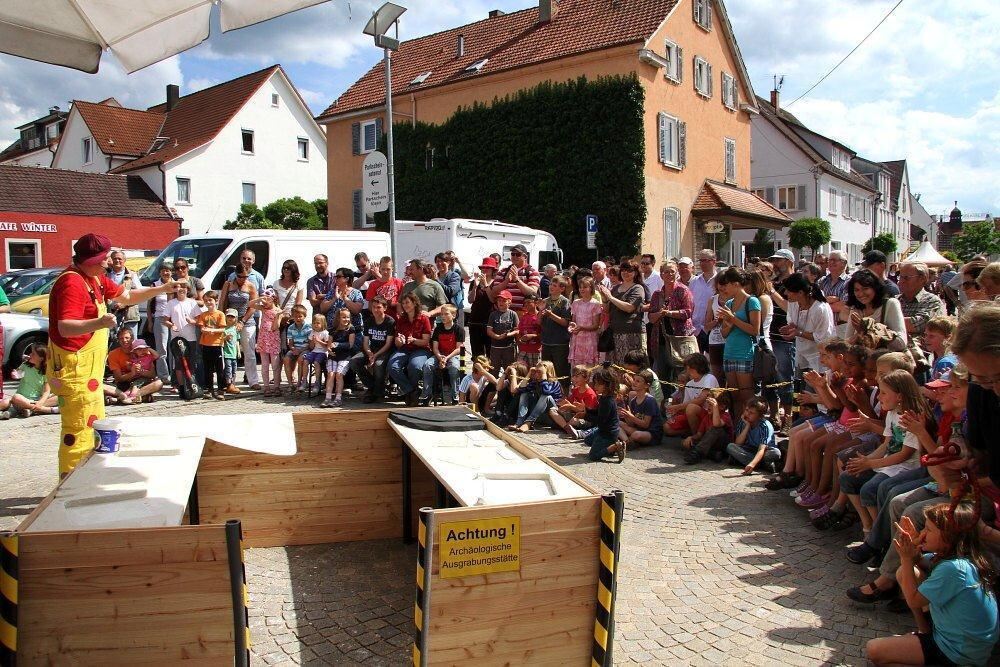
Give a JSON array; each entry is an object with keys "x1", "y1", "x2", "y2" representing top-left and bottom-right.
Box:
[
  {"x1": 618, "y1": 369, "x2": 664, "y2": 448},
  {"x1": 726, "y1": 397, "x2": 779, "y2": 475},
  {"x1": 0, "y1": 344, "x2": 59, "y2": 419},
  {"x1": 303, "y1": 313, "x2": 329, "y2": 394},
  {"x1": 458, "y1": 355, "x2": 497, "y2": 410},
  {"x1": 491, "y1": 362, "x2": 528, "y2": 426},
  {"x1": 581, "y1": 366, "x2": 625, "y2": 463},
  {"x1": 621, "y1": 350, "x2": 664, "y2": 404},
  {"x1": 866, "y1": 503, "x2": 999, "y2": 667},
  {"x1": 548, "y1": 365, "x2": 598, "y2": 436},
  {"x1": 511, "y1": 361, "x2": 563, "y2": 432},
  {"x1": 682, "y1": 393, "x2": 734, "y2": 464},
  {"x1": 922, "y1": 315, "x2": 958, "y2": 383},
  {"x1": 664, "y1": 353, "x2": 719, "y2": 436}
]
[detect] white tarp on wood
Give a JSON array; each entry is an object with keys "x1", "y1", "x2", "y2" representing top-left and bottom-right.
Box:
[
  {"x1": 0, "y1": 0, "x2": 329, "y2": 73},
  {"x1": 905, "y1": 240, "x2": 953, "y2": 267}
]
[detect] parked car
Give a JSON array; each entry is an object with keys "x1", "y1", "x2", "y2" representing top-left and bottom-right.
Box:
[
  {"x1": 0, "y1": 269, "x2": 26, "y2": 293},
  {"x1": 11, "y1": 275, "x2": 58, "y2": 316},
  {"x1": 5, "y1": 267, "x2": 63, "y2": 304},
  {"x1": 2, "y1": 312, "x2": 48, "y2": 377}
]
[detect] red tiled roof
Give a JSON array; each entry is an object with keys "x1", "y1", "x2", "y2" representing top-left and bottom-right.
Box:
[
  {"x1": 110, "y1": 65, "x2": 280, "y2": 173},
  {"x1": 318, "y1": 0, "x2": 679, "y2": 119},
  {"x1": 0, "y1": 165, "x2": 176, "y2": 220},
  {"x1": 74, "y1": 100, "x2": 165, "y2": 157},
  {"x1": 692, "y1": 179, "x2": 792, "y2": 225}
]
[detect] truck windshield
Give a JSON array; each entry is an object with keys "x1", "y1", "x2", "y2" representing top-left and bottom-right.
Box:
[{"x1": 139, "y1": 238, "x2": 231, "y2": 284}]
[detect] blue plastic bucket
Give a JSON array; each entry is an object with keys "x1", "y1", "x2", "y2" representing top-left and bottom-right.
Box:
[{"x1": 93, "y1": 418, "x2": 123, "y2": 453}]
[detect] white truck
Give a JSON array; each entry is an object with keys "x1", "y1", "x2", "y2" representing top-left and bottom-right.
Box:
[{"x1": 394, "y1": 219, "x2": 563, "y2": 275}]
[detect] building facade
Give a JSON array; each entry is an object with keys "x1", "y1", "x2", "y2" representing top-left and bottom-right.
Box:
[
  {"x1": 0, "y1": 106, "x2": 69, "y2": 167},
  {"x1": 50, "y1": 66, "x2": 327, "y2": 233},
  {"x1": 317, "y1": 0, "x2": 789, "y2": 260}
]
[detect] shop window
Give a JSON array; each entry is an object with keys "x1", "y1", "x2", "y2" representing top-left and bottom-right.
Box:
[{"x1": 7, "y1": 240, "x2": 40, "y2": 270}]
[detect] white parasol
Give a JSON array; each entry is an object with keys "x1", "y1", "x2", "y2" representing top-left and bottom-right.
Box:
[
  {"x1": 0, "y1": 0, "x2": 330, "y2": 74},
  {"x1": 904, "y1": 240, "x2": 953, "y2": 267}
]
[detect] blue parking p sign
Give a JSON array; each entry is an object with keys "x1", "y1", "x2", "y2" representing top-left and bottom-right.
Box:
[{"x1": 586, "y1": 215, "x2": 597, "y2": 249}]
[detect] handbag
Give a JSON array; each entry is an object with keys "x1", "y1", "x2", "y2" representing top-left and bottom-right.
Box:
[
  {"x1": 597, "y1": 326, "x2": 615, "y2": 353},
  {"x1": 753, "y1": 338, "x2": 777, "y2": 382}
]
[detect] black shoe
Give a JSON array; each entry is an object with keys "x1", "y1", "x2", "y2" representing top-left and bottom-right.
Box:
[
  {"x1": 683, "y1": 450, "x2": 703, "y2": 465},
  {"x1": 846, "y1": 582, "x2": 898, "y2": 604},
  {"x1": 846, "y1": 542, "x2": 878, "y2": 565}
]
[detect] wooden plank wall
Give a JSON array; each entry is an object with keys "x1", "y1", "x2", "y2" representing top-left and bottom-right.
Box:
[
  {"x1": 425, "y1": 496, "x2": 602, "y2": 666},
  {"x1": 196, "y1": 409, "x2": 436, "y2": 548},
  {"x1": 16, "y1": 524, "x2": 235, "y2": 665}
]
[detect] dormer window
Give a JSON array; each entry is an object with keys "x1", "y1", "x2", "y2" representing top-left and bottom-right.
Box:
[
  {"x1": 464, "y1": 59, "x2": 488, "y2": 73},
  {"x1": 151, "y1": 137, "x2": 169, "y2": 152},
  {"x1": 410, "y1": 71, "x2": 432, "y2": 86}
]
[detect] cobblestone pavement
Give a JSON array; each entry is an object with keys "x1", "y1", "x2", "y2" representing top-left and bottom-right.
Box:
[{"x1": 1, "y1": 382, "x2": 914, "y2": 665}]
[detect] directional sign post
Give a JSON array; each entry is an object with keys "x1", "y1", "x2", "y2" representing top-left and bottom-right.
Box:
[
  {"x1": 586, "y1": 214, "x2": 598, "y2": 250},
  {"x1": 363, "y1": 151, "x2": 389, "y2": 215}
]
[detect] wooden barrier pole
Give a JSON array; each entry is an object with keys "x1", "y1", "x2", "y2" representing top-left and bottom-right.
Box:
[
  {"x1": 412, "y1": 507, "x2": 433, "y2": 667},
  {"x1": 225, "y1": 520, "x2": 250, "y2": 667},
  {"x1": 0, "y1": 532, "x2": 17, "y2": 667},
  {"x1": 592, "y1": 490, "x2": 624, "y2": 667}
]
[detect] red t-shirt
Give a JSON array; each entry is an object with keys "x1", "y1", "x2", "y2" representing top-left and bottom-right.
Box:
[
  {"x1": 518, "y1": 312, "x2": 542, "y2": 353},
  {"x1": 48, "y1": 270, "x2": 125, "y2": 351},
  {"x1": 569, "y1": 385, "x2": 599, "y2": 411},
  {"x1": 396, "y1": 313, "x2": 432, "y2": 352},
  {"x1": 366, "y1": 278, "x2": 405, "y2": 305},
  {"x1": 698, "y1": 409, "x2": 734, "y2": 439}
]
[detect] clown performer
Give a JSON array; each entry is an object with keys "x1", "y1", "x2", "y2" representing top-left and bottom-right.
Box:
[{"x1": 48, "y1": 234, "x2": 184, "y2": 477}]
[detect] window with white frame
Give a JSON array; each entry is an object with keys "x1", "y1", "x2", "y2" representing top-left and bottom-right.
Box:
[
  {"x1": 176, "y1": 177, "x2": 191, "y2": 204},
  {"x1": 694, "y1": 56, "x2": 712, "y2": 97},
  {"x1": 361, "y1": 119, "x2": 378, "y2": 153},
  {"x1": 841, "y1": 191, "x2": 850, "y2": 217},
  {"x1": 271, "y1": 93, "x2": 280, "y2": 107},
  {"x1": 663, "y1": 208, "x2": 681, "y2": 260},
  {"x1": 721, "y1": 72, "x2": 737, "y2": 110},
  {"x1": 777, "y1": 185, "x2": 799, "y2": 211},
  {"x1": 45, "y1": 123, "x2": 59, "y2": 141},
  {"x1": 242, "y1": 182, "x2": 256, "y2": 205},
  {"x1": 297, "y1": 137, "x2": 309, "y2": 161},
  {"x1": 82, "y1": 137, "x2": 92, "y2": 164},
  {"x1": 752, "y1": 188, "x2": 766, "y2": 200},
  {"x1": 724, "y1": 138, "x2": 736, "y2": 183},
  {"x1": 829, "y1": 187, "x2": 838, "y2": 214},
  {"x1": 657, "y1": 112, "x2": 686, "y2": 169},
  {"x1": 663, "y1": 39, "x2": 682, "y2": 83},
  {"x1": 241, "y1": 129, "x2": 254, "y2": 154},
  {"x1": 693, "y1": 0, "x2": 712, "y2": 30},
  {"x1": 6, "y1": 239, "x2": 40, "y2": 270}
]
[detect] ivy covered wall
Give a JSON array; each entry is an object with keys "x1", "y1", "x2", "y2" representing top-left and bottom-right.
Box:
[{"x1": 377, "y1": 75, "x2": 647, "y2": 264}]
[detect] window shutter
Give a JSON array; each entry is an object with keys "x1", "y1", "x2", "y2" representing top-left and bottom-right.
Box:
[
  {"x1": 693, "y1": 0, "x2": 699, "y2": 23},
  {"x1": 732, "y1": 78, "x2": 739, "y2": 108},
  {"x1": 676, "y1": 46, "x2": 683, "y2": 82},
  {"x1": 352, "y1": 189, "x2": 362, "y2": 229},
  {"x1": 706, "y1": 1, "x2": 713, "y2": 29},
  {"x1": 693, "y1": 57, "x2": 699, "y2": 93},
  {"x1": 797, "y1": 185, "x2": 807, "y2": 211},
  {"x1": 375, "y1": 116, "x2": 383, "y2": 140},
  {"x1": 678, "y1": 121, "x2": 687, "y2": 169},
  {"x1": 707, "y1": 63, "x2": 713, "y2": 97},
  {"x1": 765, "y1": 186, "x2": 776, "y2": 205},
  {"x1": 352, "y1": 122, "x2": 360, "y2": 155},
  {"x1": 657, "y1": 112, "x2": 667, "y2": 165}
]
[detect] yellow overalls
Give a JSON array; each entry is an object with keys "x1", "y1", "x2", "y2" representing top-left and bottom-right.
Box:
[{"x1": 48, "y1": 271, "x2": 111, "y2": 476}]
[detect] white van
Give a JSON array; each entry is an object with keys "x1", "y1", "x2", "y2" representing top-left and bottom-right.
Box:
[
  {"x1": 395, "y1": 219, "x2": 563, "y2": 275},
  {"x1": 138, "y1": 230, "x2": 391, "y2": 312}
]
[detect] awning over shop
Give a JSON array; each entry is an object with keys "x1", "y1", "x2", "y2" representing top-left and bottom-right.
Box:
[{"x1": 691, "y1": 179, "x2": 793, "y2": 231}]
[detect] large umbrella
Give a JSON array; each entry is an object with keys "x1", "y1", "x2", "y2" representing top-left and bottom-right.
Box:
[
  {"x1": 904, "y1": 240, "x2": 953, "y2": 267},
  {"x1": 0, "y1": 0, "x2": 329, "y2": 74}
]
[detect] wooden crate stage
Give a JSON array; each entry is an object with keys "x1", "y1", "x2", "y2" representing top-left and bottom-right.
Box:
[{"x1": 7, "y1": 409, "x2": 622, "y2": 666}]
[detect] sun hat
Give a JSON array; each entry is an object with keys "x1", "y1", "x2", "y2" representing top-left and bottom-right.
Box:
[{"x1": 479, "y1": 257, "x2": 499, "y2": 271}]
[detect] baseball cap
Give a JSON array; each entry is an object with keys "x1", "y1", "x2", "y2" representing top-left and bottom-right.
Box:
[
  {"x1": 926, "y1": 365, "x2": 969, "y2": 389},
  {"x1": 225, "y1": 308, "x2": 239, "y2": 317},
  {"x1": 677, "y1": 256, "x2": 693, "y2": 266},
  {"x1": 863, "y1": 250, "x2": 887, "y2": 266},
  {"x1": 768, "y1": 249, "x2": 795, "y2": 262},
  {"x1": 72, "y1": 233, "x2": 112, "y2": 266},
  {"x1": 498, "y1": 290, "x2": 514, "y2": 300},
  {"x1": 510, "y1": 244, "x2": 528, "y2": 256}
]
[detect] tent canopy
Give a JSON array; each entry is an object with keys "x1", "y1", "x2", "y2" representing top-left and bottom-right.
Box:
[
  {"x1": 0, "y1": 0, "x2": 329, "y2": 73},
  {"x1": 904, "y1": 240, "x2": 952, "y2": 267}
]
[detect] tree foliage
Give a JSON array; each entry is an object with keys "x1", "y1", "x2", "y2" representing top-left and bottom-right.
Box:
[
  {"x1": 312, "y1": 198, "x2": 328, "y2": 228},
  {"x1": 223, "y1": 198, "x2": 323, "y2": 230},
  {"x1": 862, "y1": 232, "x2": 899, "y2": 256},
  {"x1": 787, "y1": 218, "x2": 832, "y2": 255},
  {"x1": 748, "y1": 228, "x2": 775, "y2": 260},
  {"x1": 378, "y1": 75, "x2": 647, "y2": 264},
  {"x1": 953, "y1": 221, "x2": 1000, "y2": 262},
  {"x1": 223, "y1": 204, "x2": 278, "y2": 230}
]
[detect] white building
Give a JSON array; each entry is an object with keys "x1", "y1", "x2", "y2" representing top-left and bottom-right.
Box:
[
  {"x1": 910, "y1": 194, "x2": 937, "y2": 248},
  {"x1": 51, "y1": 65, "x2": 326, "y2": 233},
  {"x1": 745, "y1": 91, "x2": 877, "y2": 264},
  {"x1": 0, "y1": 106, "x2": 68, "y2": 167}
]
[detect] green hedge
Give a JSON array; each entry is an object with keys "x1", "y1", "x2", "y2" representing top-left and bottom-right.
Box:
[{"x1": 377, "y1": 75, "x2": 647, "y2": 264}]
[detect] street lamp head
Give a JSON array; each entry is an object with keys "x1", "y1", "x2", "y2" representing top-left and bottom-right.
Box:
[{"x1": 364, "y1": 2, "x2": 406, "y2": 37}]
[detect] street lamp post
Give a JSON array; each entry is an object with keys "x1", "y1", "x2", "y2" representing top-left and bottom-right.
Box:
[{"x1": 365, "y1": 3, "x2": 407, "y2": 267}]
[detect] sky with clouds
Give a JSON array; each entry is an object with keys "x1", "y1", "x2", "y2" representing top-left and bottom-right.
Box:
[{"x1": 1, "y1": 0, "x2": 996, "y2": 217}]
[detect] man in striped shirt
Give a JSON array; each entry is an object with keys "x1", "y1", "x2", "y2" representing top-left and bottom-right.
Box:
[{"x1": 492, "y1": 243, "x2": 540, "y2": 313}]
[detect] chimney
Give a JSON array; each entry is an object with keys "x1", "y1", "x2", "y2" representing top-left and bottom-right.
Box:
[
  {"x1": 166, "y1": 84, "x2": 180, "y2": 112},
  {"x1": 488, "y1": 9, "x2": 505, "y2": 17},
  {"x1": 49, "y1": 105, "x2": 60, "y2": 114},
  {"x1": 539, "y1": 0, "x2": 558, "y2": 23},
  {"x1": 770, "y1": 88, "x2": 779, "y2": 111}
]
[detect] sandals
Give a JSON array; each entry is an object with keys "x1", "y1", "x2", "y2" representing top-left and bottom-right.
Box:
[
  {"x1": 764, "y1": 472, "x2": 801, "y2": 491},
  {"x1": 846, "y1": 581, "x2": 898, "y2": 604}
]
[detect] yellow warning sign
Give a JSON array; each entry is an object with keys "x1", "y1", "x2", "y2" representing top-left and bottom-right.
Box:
[{"x1": 439, "y1": 516, "x2": 520, "y2": 578}]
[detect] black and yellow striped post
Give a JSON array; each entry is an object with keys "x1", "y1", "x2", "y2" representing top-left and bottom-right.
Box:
[
  {"x1": 1, "y1": 531, "x2": 17, "y2": 667},
  {"x1": 592, "y1": 490, "x2": 624, "y2": 667},
  {"x1": 224, "y1": 520, "x2": 251, "y2": 667},
  {"x1": 412, "y1": 507, "x2": 433, "y2": 667}
]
